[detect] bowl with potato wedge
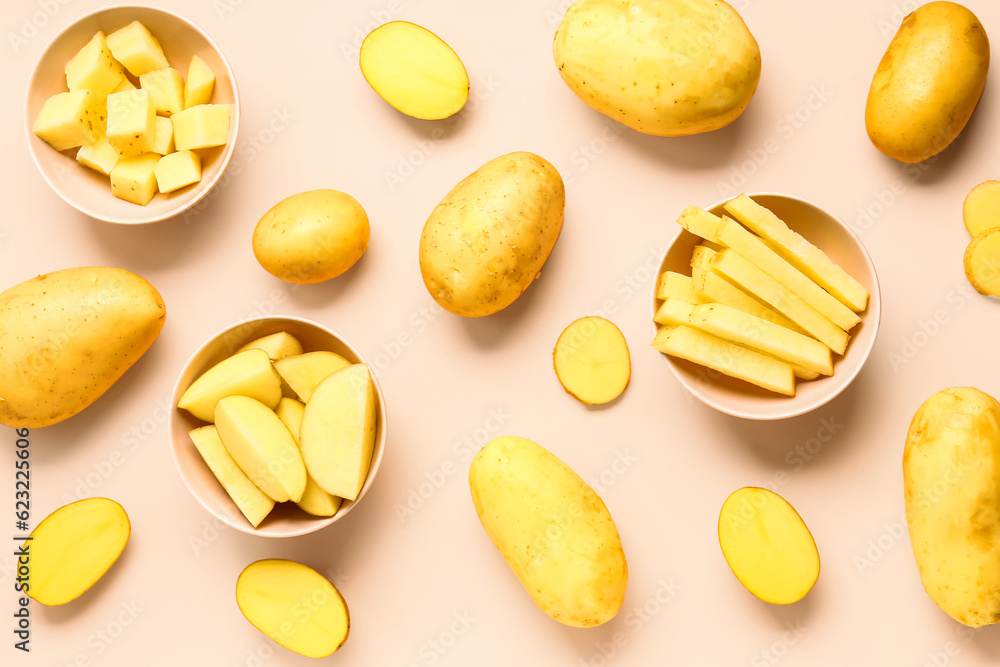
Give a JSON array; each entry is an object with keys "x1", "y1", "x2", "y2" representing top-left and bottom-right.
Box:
[
  {"x1": 650, "y1": 193, "x2": 880, "y2": 420},
  {"x1": 25, "y1": 5, "x2": 239, "y2": 224},
  {"x1": 169, "y1": 316, "x2": 387, "y2": 537}
]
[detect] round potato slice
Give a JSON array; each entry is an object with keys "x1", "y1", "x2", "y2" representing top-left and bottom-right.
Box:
[
  {"x1": 236, "y1": 559, "x2": 349, "y2": 658},
  {"x1": 718, "y1": 487, "x2": 819, "y2": 605},
  {"x1": 964, "y1": 226, "x2": 1000, "y2": 296},
  {"x1": 964, "y1": 180, "x2": 1000, "y2": 238},
  {"x1": 553, "y1": 316, "x2": 631, "y2": 405},
  {"x1": 360, "y1": 21, "x2": 469, "y2": 120},
  {"x1": 27, "y1": 498, "x2": 131, "y2": 606}
]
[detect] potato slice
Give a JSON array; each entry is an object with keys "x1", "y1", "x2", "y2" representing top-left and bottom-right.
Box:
[
  {"x1": 718, "y1": 487, "x2": 819, "y2": 604},
  {"x1": 273, "y1": 351, "x2": 352, "y2": 403},
  {"x1": 275, "y1": 398, "x2": 343, "y2": 518},
  {"x1": 359, "y1": 21, "x2": 469, "y2": 120},
  {"x1": 964, "y1": 181, "x2": 1000, "y2": 238},
  {"x1": 235, "y1": 331, "x2": 304, "y2": 361},
  {"x1": 27, "y1": 498, "x2": 130, "y2": 606},
  {"x1": 656, "y1": 270, "x2": 710, "y2": 304},
  {"x1": 178, "y1": 348, "x2": 282, "y2": 422},
  {"x1": 723, "y1": 194, "x2": 869, "y2": 312},
  {"x1": 553, "y1": 316, "x2": 631, "y2": 405},
  {"x1": 236, "y1": 559, "x2": 349, "y2": 658},
  {"x1": 963, "y1": 227, "x2": 1000, "y2": 297},
  {"x1": 651, "y1": 324, "x2": 795, "y2": 396},
  {"x1": 189, "y1": 425, "x2": 274, "y2": 527},
  {"x1": 299, "y1": 365, "x2": 377, "y2": 501}
]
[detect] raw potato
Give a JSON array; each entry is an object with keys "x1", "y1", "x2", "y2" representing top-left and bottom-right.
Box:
[
  {"x1": 273, "y1": 351, "x2": 352, "y2": 402},
  {"x1": 27, "y1": 498, "x2": 130, "y2": 606},
  {"x1": 275, "y1": 398, "x2": 343, "y2": 518},
  {"x1": 553, "y1": 0, "x2": 761, "y2": 136},
  {"x1": 964, "y1": 180, "x2": 1000, "y2": 237},
  {"x1": 963, "y1": 227, "x2": 1000, "y2": 296},
  {"x1": 470, "y1": 436, "x2": 628, "y2": 627},
  {"x1": 177, "y1": 348, "x2": 283, "y2": 423},
  {"x1": 236, "y1": 560, "x2": 350, "y2": 658},
  {"x1": 419, "y1": 152, "x2": 565, "y2": 317},
  {"x1": 234, "y1": 331, "x2": 304, "y2": 360},
  {"x1": 553, "y1": 316, "x2": 631, "y2": 405},
  {"x1": 718, "y1": 487, "x2": 820, "y2": 605},
  {"x1": 865, "y1": 1, "x2": 990, "y2": 163},
  {"x1": 360, "y1": 21, "x2": 469, "y2": 120},
  {"x1": 189, "y1": 425, "x2": 275, "y2": 527},
  {"x1": 0, "y1": 267, "x2": 165, "y2": 428},
  {"x1": 904, "y1": 387, "x2": 1000, "y2": 627},
  {"x1": 253, "y1": 190, "x2": 370, "y2": 285}
]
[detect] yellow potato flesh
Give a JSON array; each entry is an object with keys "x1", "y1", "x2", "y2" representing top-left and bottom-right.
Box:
[
  {"x1": 469, "y1": 436, "x2": 628, "y2": 627},
  {"x1": 273, "y1": 351, "x2": 352, "y2": 403},
  {"x1": 553, "y1": 316, "x2": 631, "y2": 405},
  {"x1": 964, "y1": 181, "x2": 1000, "y2": 238},
  {"x1": 236, "y1": 559, "x2": 349, "y2": 658},
  {"x1": 360, "y1": 21, "x2": 469, "y2": 120},
  {"x1": 28, "y1": 498, "x2": 130, "y2": 606},
  {"x1": 718, "y1": 487, "x2": 819, "y2": 604},
  {"x1": 275, "y1": 398, "x2": 343, "y2": 518},
  {"x1": 963, "y1": 227, "x2": 1000, "y2": 296},
  {"x1": 234, "y1": 331, "x2": 304, "y2": 361},
  {"x1": 178, "y1": 348, "x2": 283, "y2": 423}
]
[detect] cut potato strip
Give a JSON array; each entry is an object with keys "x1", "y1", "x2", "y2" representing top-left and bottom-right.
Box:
[
  {"x1": 690, "y1": 244, "x2": 717, "y2": 269},
  {"x1": 692, "y1": 267, "x2": 805, "y2": 334},
  {"x1": 656, "y1": 270, "x2": 711, "y2": 304},
  {"x1": 723, "y1": 194, "x2": 869, "y2": 312},
  {"x1": 651, "y1": 324, "x2": 795, "y2": 396},
  {"x1": 964, "y1": 227, "x2": 1000, "y2": 297},
  {"x1": 708, "y1": 249, "x2": 849, "y2": 355},
  {"x1": 677, "y1": 205, "x2": 722, "y2": 241}
]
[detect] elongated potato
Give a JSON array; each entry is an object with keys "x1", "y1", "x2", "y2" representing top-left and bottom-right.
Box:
[
  {"x1": 0, "y1": 267, "x2": 165, "y2": 428},
  {"x1": 866, "y1": 2, "x2": 990, "y2": 163},
  {"x1": 419, "y1": 152, "x2": 564, "y2": 317},
  {"x1": 469, "y1": 436, "x2": 627, "y2": 627},
  {"x1": 553, "y1": 0, "x2": 761, "y2": 136},
  {"x1": 904, "y1": 387, "x2": 1000, "y2": 627}
]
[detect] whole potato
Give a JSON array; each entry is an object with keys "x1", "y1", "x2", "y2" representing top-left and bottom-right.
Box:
[
  {"x1": 553, "y1": 0, "x2": 761, "y2": 136},
  {"x1": 419, "y1": 152, "x2": 564, "y2": 317},
  {"x1": 469, "y1": 436, "x2": 628, "y2": 627},
  {"x1": 253, "y1": 189, "x2": 370, "y2": 284},
  {"x1": 0, "y1": 267, "x2": 165, "y2": 428},
  {"x1": 904, "y1": 387, "x2": 1000, "y2": 627},
  {"x1": 866, "y1": 1, "x2": 990, "y2": 163}
]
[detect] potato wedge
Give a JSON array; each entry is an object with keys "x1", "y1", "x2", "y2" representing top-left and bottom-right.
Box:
[
  {"x1": 178, "y1": 348, "x2": 282, "y2": 423},
  {"x1": 189, "y1": 425, "x2": 275, "y2": 528},
  {"x1": 963, "y1": 226, "x2": 1000, "y2": 296},
  {"x1": 553, "y1": 316, "x2": 630, "y2": 405}
]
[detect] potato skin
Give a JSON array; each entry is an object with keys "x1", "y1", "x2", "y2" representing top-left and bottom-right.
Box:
[
  {"x1": 866, "y1": 2, "x2": 990, "y2": 163},
  {"x1": 469, "y1": 436, "x2": 627, "y2": 627},
  {"x1": 903, "y1": 387, "x2": 1000, "y2": 627},
  {"x1": 419, "y1": 152, "x2": 564, "y2": 317},
  {"x1": 553, "y1": 0, "x2": 761, "y2": 136},
  {"x1": 0, "y1": 267, "x2": 165, "y2": 428},
  {"x1": 253, "y1": 190, "x2": 370, "y2": 285}
]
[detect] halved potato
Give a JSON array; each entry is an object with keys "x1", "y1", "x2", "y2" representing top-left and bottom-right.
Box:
[
  {"x1": 964, "y1": 227, "x2": 1000, "y2": 296},
  {"x1": 553, "y1": 316, "x2": 630, "y2": 405},
  {"x1": 964, "y1": 181, "x2": 1000, "y2": 238},
  {"x1": 236, "y1": 559, "x2": 349, "y2": 658},
  {"x1": 359, "y1": 21, "x2": 469, "y2": 120}
]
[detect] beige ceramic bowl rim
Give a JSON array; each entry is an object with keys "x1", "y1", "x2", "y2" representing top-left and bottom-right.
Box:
[
  {"x1": 24, "y1": 3, "x2": 241, "y2": 225},
  {"x1": 650, "y1": 191, "x2": 882, "y2": 420},
  {"x1": 168, "y1": 315, "x2": 388, "y2": 538}
]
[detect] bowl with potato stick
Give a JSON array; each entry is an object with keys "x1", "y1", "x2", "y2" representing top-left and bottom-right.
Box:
[{"x1": 650, "y1": 193, "x2": 880, "y2": 420}]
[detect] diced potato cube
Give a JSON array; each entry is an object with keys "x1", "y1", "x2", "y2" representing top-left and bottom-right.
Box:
[
  {"x1": 151, "y1": 116, "x2": 175, "y2": 155},
  {"x1": 154, "y1": 150, "x2": 201, "y2": 193},
  {"x1": 110, "y1": 76, "x2": 137, "y2": 93},
  {"x1": 106, "y1": 89, "x2": 156, "y2": 157},
  {"x1": 106, "y1": 21, "x2": 169, "y2": 77},
  {"x1": 76, "y1": 135, "x2": 119, "y2": 175},
  {"x1": 110, "y1": 153, "x2": 160, "y2": 205},
  {"x1": 140, "y1": 67, "x2": 184, "y2": 116},
  {"x1": 171, "y1": 104, "x2": 230, "y2": 150},
  {"x1": 32, "y1": 90, "x2": 105, "y2": 151},
  {"x1": 65, "y1": 30, "x2": 125, "y2": 96},
  {"x1": 185, "y1": 55, "x2": 216, "y2": 108}
]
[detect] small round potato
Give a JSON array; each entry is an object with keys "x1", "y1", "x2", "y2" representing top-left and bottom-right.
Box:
[{"x1": 253, "y1": 190, "x2": 370, "y2": 285}]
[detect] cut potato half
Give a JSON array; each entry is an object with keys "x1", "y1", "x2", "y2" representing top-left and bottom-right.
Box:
[
  {"x1": 553, "y1": 316, "x2": 631, "y2": 405},
  {"x1": 360, "y1": 21, "x2": 469, "y2": 120},
  {"x1": 236, "y1": 559, "x2": 350, "y2": 658},
  {"x1": 27, "y1": 498, "x2": 130, "y2": 606},
  {"x1": 964, "y1": 227, "x2": 1000, "y2": 297},
  {"x1": 718, "y1": 487, "x2": 819, "y2": 604},
  {"x1": 964, "y1": 181, "x2": 1000, "y2": 238}
]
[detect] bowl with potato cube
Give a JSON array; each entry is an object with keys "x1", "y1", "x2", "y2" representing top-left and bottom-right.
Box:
[
  {"x1": 650, "y1": 193, "x2": 880, "y2": 420},
  {"x1": 169, "y1": 316, "x2": 388, "y2": 537},
  {"x1": 25, "y1": 5, "x2": 239, "y2": 224}
]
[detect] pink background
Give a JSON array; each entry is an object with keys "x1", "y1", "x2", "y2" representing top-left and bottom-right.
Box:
[{"x1": 5, "y1": 0, "x2": 1000, "y2": 664}]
